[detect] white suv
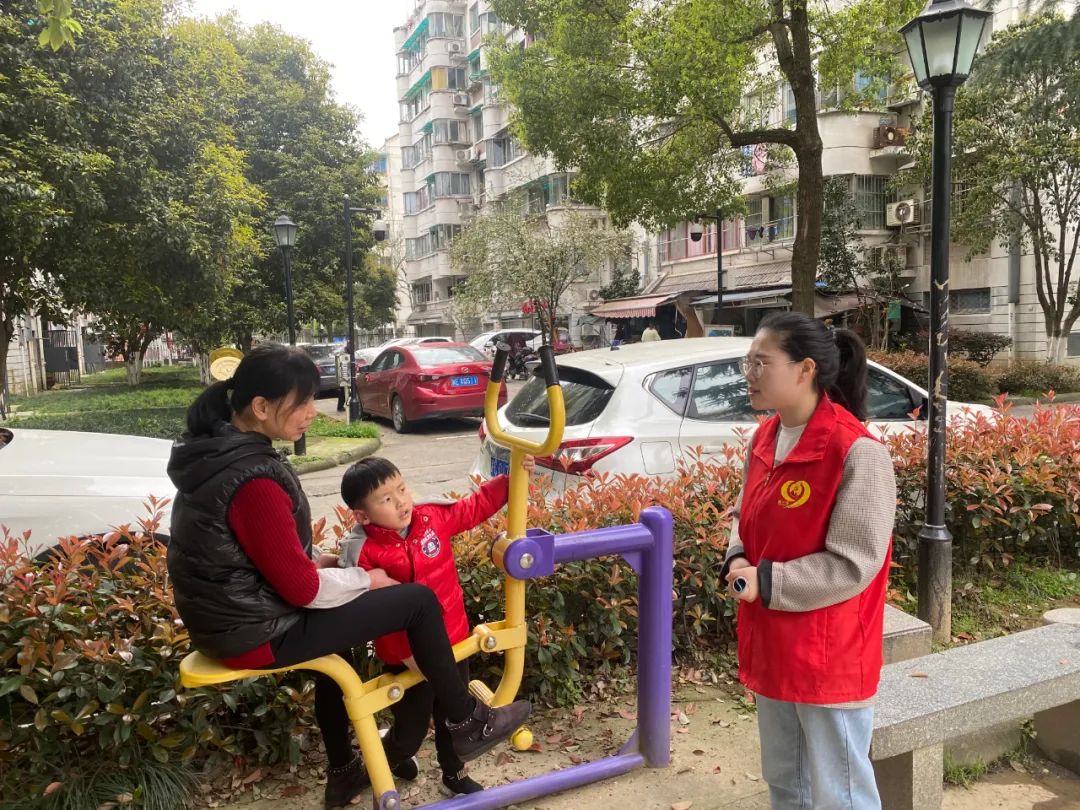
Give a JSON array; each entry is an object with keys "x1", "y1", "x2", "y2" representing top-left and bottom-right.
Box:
[{"x1": 471, "y1": 337, "x2": 995, "y2": 495}]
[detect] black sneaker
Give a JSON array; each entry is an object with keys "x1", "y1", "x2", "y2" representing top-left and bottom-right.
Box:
[
  {"x1": 324, "y1": 756, "x2": 369, "y2": 810},
  {"x1": 440, "y1": 769, "x2": 484, "y2": 796},
  {"x1": 390, "y1": 756, "x2": 419, "y2": 781},
  {"x1": 445, "y1": 698, "x2": 532, "y2": 762}
]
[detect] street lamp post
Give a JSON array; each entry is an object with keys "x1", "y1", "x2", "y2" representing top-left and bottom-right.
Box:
[
  {"x1": 343, "y1": 195, "x2": 388, "y2": 422},
  {"x1": 689, "y1": 208, "x2": 725, "y2": 324},
  {"x1": 272, "y1": 214, "x2": 306, "y2": 456},
  {"x1": 900, "y1": 0, "x2": 990, "y2": 643}
]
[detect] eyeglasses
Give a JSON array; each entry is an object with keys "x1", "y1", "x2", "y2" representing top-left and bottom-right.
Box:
[{"x1": 740, "y1": 356, "x2": 797, "y2": 380}]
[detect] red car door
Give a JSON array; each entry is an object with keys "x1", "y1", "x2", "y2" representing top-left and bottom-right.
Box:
[{"x1": 360, "y1": 350, "x2": 394, "y2": 417}]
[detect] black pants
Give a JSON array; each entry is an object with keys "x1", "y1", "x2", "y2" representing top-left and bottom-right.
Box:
[
  {"x1": 336, "y1": 386, "x2": 346, "y2": 411},
  {"x1": 260, "y1": 584, "x2": 474, "y2": 768},
  {"x1": 383, "y1": 659, "x2": 469, "y2": 776}
]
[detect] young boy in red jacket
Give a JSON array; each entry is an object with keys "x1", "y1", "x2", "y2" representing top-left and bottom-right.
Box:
[{"x1": 339, "y1": 455, "x2": 534, "y2": 797}]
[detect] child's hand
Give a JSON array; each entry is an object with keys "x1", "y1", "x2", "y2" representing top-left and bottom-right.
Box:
[
  {"x1": 521, "y1": 455, "x2": 536, "y2": 473},
  {"x1": 402, "y1": 656, "x2": 421, "y2": 674},
  {"x1": 316, "y1": 553, "x2": 340, "y2": 570},
  {"x1": 725, "y1": 565, "x2": 759, "y2": 603}
]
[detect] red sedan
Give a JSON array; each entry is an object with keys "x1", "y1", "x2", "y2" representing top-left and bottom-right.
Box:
[{"x1": 355, "y1": 343, "x2": 507, "y2": 433}]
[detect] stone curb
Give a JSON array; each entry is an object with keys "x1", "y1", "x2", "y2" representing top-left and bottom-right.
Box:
[{"x1": 295, "y1": 437, "x2": 381, "y2": 477}]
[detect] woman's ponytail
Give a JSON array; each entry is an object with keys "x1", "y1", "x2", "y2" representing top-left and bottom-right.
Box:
[
  {"x1": 827, "y1": 329, "x2": 868, "y2": 421},
  {"x1": 758, "y1": 312, "x2": 869, "y2": 420},
  {"x1": 186, "y1": 380, "x2": 233, "y2": 436}
]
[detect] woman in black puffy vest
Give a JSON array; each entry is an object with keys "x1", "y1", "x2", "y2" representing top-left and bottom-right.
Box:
[{"x1": 167, "y1": 344, "x2": 530, "y2": 810}]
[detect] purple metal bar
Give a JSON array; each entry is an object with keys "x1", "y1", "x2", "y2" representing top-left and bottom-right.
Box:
[
  {"x1": 417, "y1": 752, "x2": 645, "y2": 810},
  {"x1": 550, "y1": 523, "x2": 654, "y2": 564},
  {"x1": 636, "y1": 507, "x2": 674, "y2": 768}
]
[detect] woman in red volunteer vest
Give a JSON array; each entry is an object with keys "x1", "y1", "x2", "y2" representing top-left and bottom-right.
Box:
[{"x1": 720, "y1": 312, "x2": 896, "y2": 810}]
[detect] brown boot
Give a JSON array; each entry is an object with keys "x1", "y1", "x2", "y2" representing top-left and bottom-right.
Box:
[
  {"x1": 324, "y1": 755, "x2": 369, "y2": 810},
  {"x1": 445, "y1": 699, "x2": 532, "y2": 761}
]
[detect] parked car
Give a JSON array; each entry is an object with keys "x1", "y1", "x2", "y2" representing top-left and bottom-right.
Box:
[
  {"x1": 0, "y1": 427, "x2": 175, "y2": 558},
  {"x1": 470, "y1": 329, "x2": 543, "y2": 356},
  {"x1": 300, "y1": 343, "x2": 343, "y2": 394},
  {"x1": 356, "y1": 343, "x2": 507, "y2": 433},
  {"x1": 471, "y1": 337, "x2": 996, "y2": 495},
  {"x1": 355, "y1": 336, "x2": 454, "y2": 367}
]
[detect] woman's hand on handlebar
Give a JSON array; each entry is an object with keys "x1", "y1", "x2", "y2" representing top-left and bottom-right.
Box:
[
  {"x1": 521, "y1": 455, "x2": 536, "y2": 474},
  {"x1": 367, "y1": 568, "x2": 400, "y2": 590}
]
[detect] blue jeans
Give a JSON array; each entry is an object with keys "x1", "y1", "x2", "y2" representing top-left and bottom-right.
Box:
[{"x1": 756, "y1": 694, "x2": 881, "y2": 810}]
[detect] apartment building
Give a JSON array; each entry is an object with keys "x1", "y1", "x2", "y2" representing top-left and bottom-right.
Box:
[{"x1": 391, "y1": 0, "x2": 650, "y2": 344}]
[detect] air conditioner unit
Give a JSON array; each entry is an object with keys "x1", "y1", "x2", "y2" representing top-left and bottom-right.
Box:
[
  {"x1": 455, "y1": 149, "x2": 469, "y2": 162},
  {"x1": 588, "y1": 289, "x2": 602, "y2": 302},
  {"x1": 467, "y1": 146, "x2": 481, "y2": 162},
  {"x1": 453, "y1": 93, "x2": 470, "y2": 106},
  {"x1": 886, "y1": 200, "x2": 920, "y2": 227},
  {"x1": 448, "y1": 42, "x2": 463, "y2": 54},
  {"x1": 874, "y1": 124, "x2": 907, "y2": 149}
]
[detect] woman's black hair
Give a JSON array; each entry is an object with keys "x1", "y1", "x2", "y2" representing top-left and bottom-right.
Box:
[
  {"x1": 185, "y1": 344, "x2": 321, "y2": 436},
  {"x1": 757, "y1": 312, "x2": 868, "y2": 420}
]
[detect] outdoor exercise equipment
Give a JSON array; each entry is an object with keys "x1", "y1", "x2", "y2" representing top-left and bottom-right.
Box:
[{"x1": 178, "y1": 343, "x2": 674, "y2": 809}]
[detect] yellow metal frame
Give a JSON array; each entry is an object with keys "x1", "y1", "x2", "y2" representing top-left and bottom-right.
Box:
[{"x1": 178, "y1": 357, "x2": 566, "y2": 804}]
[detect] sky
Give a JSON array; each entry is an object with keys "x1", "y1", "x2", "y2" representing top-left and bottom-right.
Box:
[{"x1": 187, "y1": 0, "x2": 415, "y2": 149}]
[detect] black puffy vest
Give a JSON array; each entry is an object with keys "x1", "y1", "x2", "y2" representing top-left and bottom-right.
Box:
[{"x1": 166, "y1": 423, "x2": 312, "y2": 660}]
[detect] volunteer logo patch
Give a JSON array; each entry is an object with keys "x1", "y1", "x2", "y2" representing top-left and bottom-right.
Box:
[{"x1": 778, "y1": 480, "x2": 811, "y2": 509}]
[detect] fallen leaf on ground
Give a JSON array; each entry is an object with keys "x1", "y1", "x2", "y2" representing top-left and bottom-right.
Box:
[
  {"x1": 713, "y1": 766, "x2": 723, "y2": 774},
  {"x1": 677, "y1": 727, "x2": 690, "y2": 734},
  {"x1": 692, "y1": 749, "x2": 706, "y2": 756},
  {"x1": 241, "y1": 769, "x2": 264, "y2": 786},
  {"x1": 280, "y1": 785, "x2": 308, "y2": 797},
  {"x1": 677, "y1": 766, "x2": 693, "y2": 775},
  {"x1": 529, "y1": 743, "x2": 543, "y2": 753},
  {"x1": 910, "y1": 672, "x2": 929, "y2": 678},
  {"x1": 1009, "y1": 760, "x2": 1027, "y2": 773},
  {"x1": 745, "y1": 773, "x2": 760, "y2": 782},
  {"x1": 677, "y1": 711, "x2": 691, "y2": 726},
  {"x1": 618, "y1": 709, "x2": 637, "y2": 721},
  {"x1": 671, "y1": 802, "x2": 693, "y2": 810},
  {"x1": 495, "y1": 752, "x2": 515, "y2": 767},
  {"x1": 43, "y1": 783, "x2": 62, "y2": 797}
]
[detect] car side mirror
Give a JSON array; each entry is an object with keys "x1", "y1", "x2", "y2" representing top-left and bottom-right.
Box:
[{"x1": 917, "y1": 394, "x2": 929, "y2": 420}]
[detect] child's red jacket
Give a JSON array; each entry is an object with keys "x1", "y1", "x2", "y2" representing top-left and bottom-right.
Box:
[{"x1": 348, "y1": 476, "x2": 509, "y2": 665}]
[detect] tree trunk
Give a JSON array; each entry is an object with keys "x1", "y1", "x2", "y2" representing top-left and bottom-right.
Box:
[
  {"x1": 0, "y1": 316, "x2": 14, "y2": 419},
  {"x1": 125, "y1": 354, "x2": 143, "y2": 386},
  {"x1": 1047, "y1": 331, "x2": 1066, "y2": 363},
  {"x1": 194, "y1": 352, "x2": 211, "y2": 385}
]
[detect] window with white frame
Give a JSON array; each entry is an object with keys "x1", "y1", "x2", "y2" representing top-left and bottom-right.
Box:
[{"x1": 854, "y1": 175, "x2": 888, "y2": 230}]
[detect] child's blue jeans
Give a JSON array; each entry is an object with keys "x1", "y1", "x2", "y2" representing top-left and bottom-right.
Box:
[{"x1": 755, "y1": 693, "x2": 881, "y2": 810}]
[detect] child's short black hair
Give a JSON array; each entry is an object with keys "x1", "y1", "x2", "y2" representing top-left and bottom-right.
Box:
[{"x1": 341, "y1": 457, "x2": 402, "y2": 508}]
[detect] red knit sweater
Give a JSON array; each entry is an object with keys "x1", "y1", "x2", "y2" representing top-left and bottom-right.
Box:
[{"x1": 221, "y1": 478, "x2": 319, "y2": 668}]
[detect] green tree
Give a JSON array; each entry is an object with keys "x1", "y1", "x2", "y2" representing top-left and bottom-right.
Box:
[
  {"x1": 487, "y1": 0, "x2": 923, "y2": 314},
  {"x1": 227, "y1": 20, "x2": 386, "y2": 349},
  {"x1": 450, "y1": 206, "x2": 634, "y2": 343},
  {"x1": 47, "y1": 3, "x2": 262, "y2": 384},
  {"x1": 905, "y1": 13, "x2": 1080, "y2": 361},
  {"x1": 0, "y1": 4, "x2": 108, "y2": 406},
  {"x1": 598, "y1": 260, "x2": 641, "y2": 301}
]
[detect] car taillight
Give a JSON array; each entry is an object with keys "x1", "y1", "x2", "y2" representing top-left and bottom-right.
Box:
[
  {"x1": 417, "y1": 373, "x2": 444, "y2": 382},
  {"x1": 535, "y1": 437, "x2": 633, "y2": 476}
]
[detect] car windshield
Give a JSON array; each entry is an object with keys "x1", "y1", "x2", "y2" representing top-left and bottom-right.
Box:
[
  {"x1": 412, "y1": 346, "x2": 487, "y2": 366},
  {"x1": 303, "y1": 345, "x2": 336, "y2": 360},
  {"x1": 507, "y1": 366, "x2": 614, "y2": 427}
]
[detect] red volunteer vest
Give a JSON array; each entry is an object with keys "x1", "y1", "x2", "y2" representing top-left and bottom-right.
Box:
[{"x1": 736, "y1": 396, "x2": 892, "y2": 704}]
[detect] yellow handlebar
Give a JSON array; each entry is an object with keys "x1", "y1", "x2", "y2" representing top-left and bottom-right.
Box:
[{"x1": 484, "y1": 343, "x2": 565, "y2": 705}]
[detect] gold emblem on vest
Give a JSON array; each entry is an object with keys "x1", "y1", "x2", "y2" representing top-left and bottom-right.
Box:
[{"x1": 778, "y1": 480, "x2": 811, "y2": 509}]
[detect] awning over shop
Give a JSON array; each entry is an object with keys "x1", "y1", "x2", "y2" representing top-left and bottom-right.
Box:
[
  {"x1": 589, "y1": 294, "x2": 675, "y2": 319},
  {"x1": 692, "y1": 287, "x2": 791, "y2": 307}
]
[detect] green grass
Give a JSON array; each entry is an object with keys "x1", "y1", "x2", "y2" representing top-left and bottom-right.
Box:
[
  {"x1": 944, "y1": 755, "x2": 988, "y2": 787},
  {"x1": 946, "y1": 564, "x2": 1080, "y2": 643},
  {"x1": 306, "y1": 414, "x2": 379, "y2": 439}
]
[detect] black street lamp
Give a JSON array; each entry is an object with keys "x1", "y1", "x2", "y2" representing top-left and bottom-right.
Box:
[
  {"x1": 343, "y1": 195, "x2": 388, "y2": 422},
  {"x1": 900, "y1": 0, "x2": 990, "y2": 643},
  {"x1": 688, "y1": 208, "x2": 725, "y2": 324},
  {"x1": 272, "y1": 214, "x2": 306, "y2": 456}
]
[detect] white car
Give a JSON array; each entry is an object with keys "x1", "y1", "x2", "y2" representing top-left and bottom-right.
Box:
[
  {"x1": 471, "y1": 337, "x2": 996, "y2": 495},
  {"x1": 469, "y1": 329, "x2": 543, "y2": 356},
  {"x1": 356, "y1": 336, "x2": 454, "y2": 366},
  {"x1": 0, "y1": 427, "x2": 175, "y2": 557}
]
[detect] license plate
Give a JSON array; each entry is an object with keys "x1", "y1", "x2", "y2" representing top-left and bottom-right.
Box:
[
  {"x1": 490, "y1": 457, "x2": 510, "y2": 477},
  {"x1": 452, "y1": 375, "x2": 478, "y2": 387}
]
